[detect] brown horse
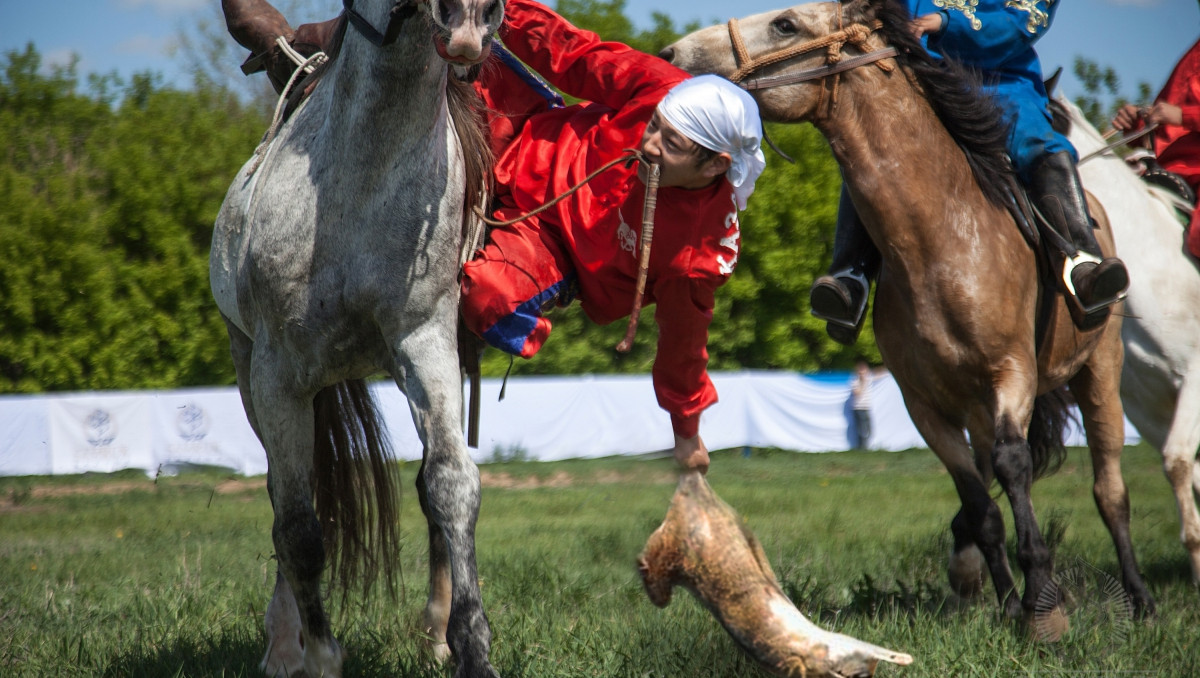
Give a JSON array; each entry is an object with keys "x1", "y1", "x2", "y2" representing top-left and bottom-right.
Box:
[{"x1": 663, "y1": 0, "x2": 1155, "y2": 619}]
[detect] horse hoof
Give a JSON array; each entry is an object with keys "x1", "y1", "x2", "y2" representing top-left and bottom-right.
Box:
[
  {"x1": 947, "y1": 545, "x2": 988, "y2": 598},
  {"x1": 1033, "y1": 605, "x2": 1071, "y2": 642}
]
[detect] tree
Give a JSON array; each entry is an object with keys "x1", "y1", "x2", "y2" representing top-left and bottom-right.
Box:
[
  {"x1": 1070, "y1": 56, "x2": 1153, "y2": 131},
  {"x1": 0, "y1": 46, "x2": 267, "y2": 392}
]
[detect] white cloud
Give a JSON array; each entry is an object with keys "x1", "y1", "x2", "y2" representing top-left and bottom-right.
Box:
[{"x1": 115, "y1": 0, "x2": 208, "y2": 14}]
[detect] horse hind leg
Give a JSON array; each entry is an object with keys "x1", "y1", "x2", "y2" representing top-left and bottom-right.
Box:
[
  {"x1": 251, "y1": 352, "x2": 344, "y2": 677},
  {"x1": 221, "y1": 319, "x2": 310, "y2": 674},
  {"x1": 1070, "y1": 356, "x2": 1156, "y2": 616},
  {"x1": 261, "y1": 571, "x2": 305, "y2": 675}
]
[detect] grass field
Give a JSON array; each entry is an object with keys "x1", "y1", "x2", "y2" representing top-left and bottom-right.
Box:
[{"x1": 1, "y1": 444, "x2": 1197, "y2": 677}]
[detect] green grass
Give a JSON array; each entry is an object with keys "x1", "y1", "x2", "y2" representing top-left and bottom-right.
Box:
[{"x1": 1, "y1": 445, "x2": 1197, "y2": 677}]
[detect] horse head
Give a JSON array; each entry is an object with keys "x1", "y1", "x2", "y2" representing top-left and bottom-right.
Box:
[
  {"x1": 661, "y1": 0, "x2": 899, "y2": 123},
  {"x1": 425, "y1": 0, "x2": 505, "y2": 66}
]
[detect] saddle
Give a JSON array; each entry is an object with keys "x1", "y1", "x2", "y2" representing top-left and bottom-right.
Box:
[{"x1": 1125, "y1": 149, "x2": 1197, "y2": 216}]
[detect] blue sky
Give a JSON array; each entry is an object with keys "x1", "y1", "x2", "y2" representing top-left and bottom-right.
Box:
[{"x1": 1, "y1": 0, "x2": 1195, "y2": 110}]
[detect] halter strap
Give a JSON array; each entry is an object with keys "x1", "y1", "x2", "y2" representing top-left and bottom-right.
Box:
[
  {"x1": 726, "y1": 19, "x2": 887, "y2": 83},
  {"x1": 725, "y1": 15, "x2": 895, "y2": 118},
  {"x1": 739, "y1": 47, "x2": 899, "y2": 91},
  {"x1": 343, "y1": 0, "x2": 420, "y2": 47}
]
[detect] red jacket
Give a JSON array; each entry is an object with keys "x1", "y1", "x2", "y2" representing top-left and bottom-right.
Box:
[
  {"x1": 1154, "y1": 37, "x2": 1200, "y2": 190},
  {"x1": 478, "y1": 0, "x2": 742, "y2": 438}
]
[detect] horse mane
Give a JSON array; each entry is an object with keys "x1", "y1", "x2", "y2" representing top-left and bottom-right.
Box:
[
  {"x1": 448, "y1": 73, "x2": 494, "y2": 225},
  {"x1": 863, "y1": 0, "x2": 1014, "y2": 207}
]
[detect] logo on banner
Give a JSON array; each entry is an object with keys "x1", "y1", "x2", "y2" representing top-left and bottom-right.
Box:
[
  {"x1": 176, "y1": 403, "x2": 209, "y2": 442},
  {"x1": 85, "y1": 409, "x2": 117, "y2": 447}
]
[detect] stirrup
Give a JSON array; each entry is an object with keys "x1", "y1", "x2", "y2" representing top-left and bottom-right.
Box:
[
  {"x1": 811, "y1": 269, "x2": 869, "y2": 329},
  {"x1": 1062, "y1": 253, "x2": 1127, "y2": 315}
]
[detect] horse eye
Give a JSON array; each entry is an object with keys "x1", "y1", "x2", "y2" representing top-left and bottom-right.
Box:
[
  {"x1": 770, "y1": 17, "x2": 797, "y2": 36},
  {"x1": 484, "y1": 0, "x2": 501, "y2": 24}
]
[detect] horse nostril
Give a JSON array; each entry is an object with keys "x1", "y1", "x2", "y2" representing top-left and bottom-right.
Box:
[{"x1": 658, "y1": 45, "x2": 675, "y2": 63}]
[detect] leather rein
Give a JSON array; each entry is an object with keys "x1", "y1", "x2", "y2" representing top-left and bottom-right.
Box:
[{"x1": 724, "y1": 15, "x2": 897, "y2": 117}]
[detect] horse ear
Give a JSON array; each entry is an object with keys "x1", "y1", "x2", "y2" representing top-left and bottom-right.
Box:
[{"x1": 1044, "y1": 66, "x2": 1063, "y2": 96}]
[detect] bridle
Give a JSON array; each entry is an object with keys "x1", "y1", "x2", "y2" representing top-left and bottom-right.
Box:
[
  {"x1": 724, "y1": 9, "x2": 898, "y2": 118},
  {"x1": 343, "y1": 0, "x2": 421, "y2": 47}
]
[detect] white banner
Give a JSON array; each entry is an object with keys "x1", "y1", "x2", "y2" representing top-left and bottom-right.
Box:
[
  {"x1": 47, "y1": 393, "x2": 155, "y2": 475},
  {"x1": 0, "y1": 371, "x2": 1141, "y2": 477}
]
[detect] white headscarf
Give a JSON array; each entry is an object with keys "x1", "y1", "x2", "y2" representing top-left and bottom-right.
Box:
[{"x1": 657, "y1": 74, "x2": 766, "y2": 210}]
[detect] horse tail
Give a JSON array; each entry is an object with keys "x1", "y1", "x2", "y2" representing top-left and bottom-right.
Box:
[
  {"x1": 1027, "y1": 387, "x2": 1073, "y2": 480},
  {"x1": 312, "y1": 379, "x2": 402, "y2": 601}
]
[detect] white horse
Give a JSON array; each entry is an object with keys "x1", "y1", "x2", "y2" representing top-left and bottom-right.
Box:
[
  {"x1": 209, "y1": 1, "x2": 503, "y2": 676},
  {"x1": 1059, "y1": 95, "x2": 1200, "y2": 583}
]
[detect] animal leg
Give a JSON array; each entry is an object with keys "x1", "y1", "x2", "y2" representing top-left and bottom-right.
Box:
[
  {"x1": 948, "y1": 510, "x2": 988, "y2": 598},
  {"x1": 1160, "y1": 371, "x2": 1200, "y2": 585},
  {"x1": 417, "y1": 456, "x2": 453, "y2": 663},
  {"x1": 394, "y1": 332, "x2": 497, "y2": 678},
  {"x1": 251, "y1": 347, "x2": 343, "y2": 677},
  {"x1": 1071, "y1": 359, "x2": 1156, "y2": 615},
  {"x1": 224, "y1": 315, "x2": 265, "y2": 442},
  {"x1": 907, "y1": 401, "x2": 1020, "y2": 616},
  {"x1": 990, "y1": 415, "x2": 1054, "y2": 616},
  {"x1": 222, "y1": 318, "x2": 309, "y2": 675},
  {"x1": 261, "y1": 570, "x2": 305, "y2": 676}
]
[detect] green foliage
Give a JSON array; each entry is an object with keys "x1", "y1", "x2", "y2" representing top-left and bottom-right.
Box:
[
  {"x1": 0, "y1": 45, "x2": 266, "y2": 392},
  {"x1": 1070, "y1": 56, "x2": 1154, "y2": 130}
]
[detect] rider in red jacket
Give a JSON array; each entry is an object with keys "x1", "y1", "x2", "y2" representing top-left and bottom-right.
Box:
[
  {"x1": 1113, "y1": 36, "x2": 1200, "y2": 259},
  {"x1": 462, "y1": 0, "x2": 765, "y2": 472}
]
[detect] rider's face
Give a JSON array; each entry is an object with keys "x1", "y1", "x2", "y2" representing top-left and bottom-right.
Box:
[{"x1": 638, "y1": 110, "x2": 731, "y2": 189}]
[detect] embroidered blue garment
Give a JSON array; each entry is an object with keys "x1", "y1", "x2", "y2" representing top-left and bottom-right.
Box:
[{"x1": 909, "y1": 0, "x2": 1074, "y2": 178}]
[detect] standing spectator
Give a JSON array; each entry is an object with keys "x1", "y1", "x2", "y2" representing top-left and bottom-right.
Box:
[{"x1": 850, "y1": 361, "x2": 876, "y2": 450}]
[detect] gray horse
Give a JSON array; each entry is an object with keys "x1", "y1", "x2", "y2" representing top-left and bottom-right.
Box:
[{"x1": 209, "y1": 0, "x2": 503, "y2": 676}]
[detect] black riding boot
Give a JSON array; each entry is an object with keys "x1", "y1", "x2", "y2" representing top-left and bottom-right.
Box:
[
  {"x1": 1030, "y1": 151, "x2": 1129, "y2": 316},
  {"x1": 809, "y1": 185, "x2": 881, "y2": 345}
]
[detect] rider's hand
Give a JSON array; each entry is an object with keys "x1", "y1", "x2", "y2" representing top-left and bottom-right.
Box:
[
  {"x1": 1111, "y1": 104, "x2": 1143, "y2": 132},
  {"x1": 1143, "y1": 102, "x2": 1184, "y2": 128},
  {"x1": 909, "y1": 12, "x2": 945, "y2": 39},
  {"x1": 673, "y1": 434, "x2": 710, "y2": 475}
]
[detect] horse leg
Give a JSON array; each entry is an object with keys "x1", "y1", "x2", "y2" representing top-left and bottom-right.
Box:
[
  {"x1": 221, "y1": 317, "x2": 310, "y2": 673},
  {"x1": 946, "y1": 425, "x2": 1003, "y2": 599},
  {"x1": 416, "y1": 456, "x2": 453, "y2": 662},
  {"x1": 1159, "y1": 371, "x2": 1200, "y2": 585},
  {"x1": 1071, "y1": 356, "x2": 1156, "y2": 616},
  {"x1": 990, "y1": 411, "x2": 1056, "y2": 616},
  {"x1": 250, "y1": 346, "x2": 343, "y2": 678},
  {"x1": 907, "y1": 401, "x2": 1021, "y2": 616},
  {"x1": 393, "y1": 330, "x2": 496, "y2": 678}
]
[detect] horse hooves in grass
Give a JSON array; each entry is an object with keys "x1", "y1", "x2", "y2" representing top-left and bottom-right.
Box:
[
  {"x1": 638, "y1": 471, "x2": 914, "y2": 678},
  {"x1": 947, "y1": 544, "x2": 989, "y2": 598}
]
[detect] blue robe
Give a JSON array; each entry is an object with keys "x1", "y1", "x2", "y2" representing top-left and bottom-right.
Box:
[{"x1": 909, "y1": 0, "x2": 1074, "y2": 179}]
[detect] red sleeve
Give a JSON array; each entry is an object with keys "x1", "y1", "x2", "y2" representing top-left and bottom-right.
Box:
[
  {"x1": 1182, "y1": 105, "x2": 1200, "y2": 133},
  {"x1": 651, "y1": 272, "x2": 719, "y2": 439},
  {"x1": 498, "y1": 0, "x2": 687, "y2": 112}
]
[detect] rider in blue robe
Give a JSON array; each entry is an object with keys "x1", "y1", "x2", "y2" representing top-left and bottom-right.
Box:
[{"x1": 810, "y1": 0, "x2": 1130, "y2": 344}]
